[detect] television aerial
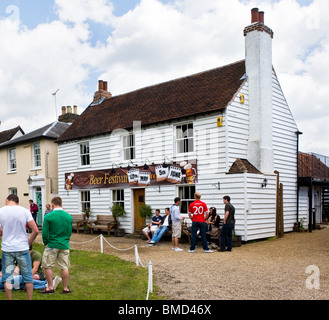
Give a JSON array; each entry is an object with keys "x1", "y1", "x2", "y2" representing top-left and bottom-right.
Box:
[{"x1": 52, "y1": 88, "x2": 60, "y2": 119}]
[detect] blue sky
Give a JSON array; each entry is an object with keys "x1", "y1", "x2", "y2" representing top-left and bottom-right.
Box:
[{"x1": 0, "y1": 0, "x2": 328, "y2": 155}]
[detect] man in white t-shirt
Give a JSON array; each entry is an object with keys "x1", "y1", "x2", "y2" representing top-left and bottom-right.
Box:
[{"x1": 0, "y1": 194, "x2": 39, "y2": 300}]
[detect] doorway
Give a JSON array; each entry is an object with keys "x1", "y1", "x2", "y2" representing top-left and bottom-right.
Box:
[
  {"x1": 36, "y1": 187, "x2": 43, "y2": 226},
  {"x1": 133, "y1": 189, "x2": 145, "y2": 232}
]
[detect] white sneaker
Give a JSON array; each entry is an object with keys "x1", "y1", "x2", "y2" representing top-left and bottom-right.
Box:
[
  {"x1": 172, "y1": 247, "x2": 176, "y2": 250},
  {"x1": 204, "y1": 250, "x2": 214, "y2": 253},
  {"x1": 188, "y1": 250, "x2": 194, "y2": 253},
  {"x1": 53, "y1": 276, "x2": 62, "y2": 290},
  {"x1": 174, "y1": 248, "x2": 183, "y2": 252}
]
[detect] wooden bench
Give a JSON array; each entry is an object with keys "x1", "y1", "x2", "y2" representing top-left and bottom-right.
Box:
[
  {"x1": 88, "y1": 215, "x2": 118, "y2": 236},
  {"x1": 71, "y1": 214, "x2": 88, "y2": 234},
  {"x1": 183, "y1": 222, "x2": 223, "y2": 245}
]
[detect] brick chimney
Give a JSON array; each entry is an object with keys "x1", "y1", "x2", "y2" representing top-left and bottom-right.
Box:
[
  {"x1": 58, "y1": 105, "x2": 80, "y2": 123},
  {"x1": 244, "y1": 8, "x2": 274, "y2": 174},
  {"x1": 93, "y1": 80, "x2": 112, "y2": 102}
]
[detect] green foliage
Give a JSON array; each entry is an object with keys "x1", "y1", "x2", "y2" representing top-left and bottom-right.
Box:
[
  {"x1": 0, "y1": 241, "x2": 163, "y2": 300},
  {"x1": 110, "y1": 203, "x2": 127, "y2": 220},
  {"x1": 138, "y1": 204, "x2": 153, "y2": 218},
  {"x1": 82, "y1": 207, "x2": 92, "y2": 220}
]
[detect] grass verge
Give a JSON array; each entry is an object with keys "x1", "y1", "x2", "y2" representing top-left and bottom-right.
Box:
[{"x1": 0, "y1": 242, "x2": 163, "y2": 300}]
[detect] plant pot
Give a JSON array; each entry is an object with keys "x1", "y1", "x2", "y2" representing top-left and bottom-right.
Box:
[
  {"x1": 232, "y1": 235, "x2": 241, "y2": 247},
  {"x1": 114, "y1": 228, "x2": 125, "y2": 237}
]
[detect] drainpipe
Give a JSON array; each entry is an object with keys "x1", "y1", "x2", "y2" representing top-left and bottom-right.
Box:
[
  {"x1": 308, "y1": 178, "x2": 313, "y2": 233},
  {"x1": 296, "y1": 130, "x2": 303, "y2": 223}
]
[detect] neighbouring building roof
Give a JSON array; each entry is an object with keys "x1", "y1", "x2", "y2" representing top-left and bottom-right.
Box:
[
  {"x1": 298, "y1": 152, "x2": 329, "y2": 181},
  {"x1": 0, "y1": 122, "x2": 70, "y2": 149},
  {"x1": 57, "y1": 60, "x2": 246, "y2": 143},
  {"x1": 228, "y1": 158, "x2": 262, "y2": 174},
  {"x1": 0, "y1": 126, "x2": 25, "y2": 144}
]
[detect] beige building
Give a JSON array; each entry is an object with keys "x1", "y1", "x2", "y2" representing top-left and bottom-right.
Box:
[{"x1": 0, "y1": 121, "x2": 70, "y2": 225}]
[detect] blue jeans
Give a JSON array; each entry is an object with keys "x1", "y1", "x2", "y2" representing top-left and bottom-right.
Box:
[
  {"x1": 190, "y1": 221, "x2": 209, "y2": 251},
  {"x1": 1, "y1": 250, "x2": 33, "y2": 283},
  {"x1": 220, "y1": 223, "x2": 235, "y2": 251},
  {"x1": 151, "y1": 226, "x2": 169, "y2": 243}
]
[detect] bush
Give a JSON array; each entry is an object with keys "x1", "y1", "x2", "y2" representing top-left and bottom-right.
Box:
[
  {"x1": 110, "y1": 203, "x2": 127, "y2": 221},
  {"x1": 138, "y1": 204, "x2": 153, "y2": 218}
]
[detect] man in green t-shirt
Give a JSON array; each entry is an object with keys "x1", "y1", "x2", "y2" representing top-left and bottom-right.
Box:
[
  {"x1": 39, "y1": 197, "x2": 73, "y2": 294},
  {"x1": 29, "y1": 246, "x2": 45, "y2": 280}
]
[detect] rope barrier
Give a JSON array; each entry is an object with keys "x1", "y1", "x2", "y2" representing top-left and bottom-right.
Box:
[
  {"x1": 70, "y1": 234, "x2": 101, "y2": 245},
  {"x1": 69, "y1": 234, "x2": 153, "y2": 300}
]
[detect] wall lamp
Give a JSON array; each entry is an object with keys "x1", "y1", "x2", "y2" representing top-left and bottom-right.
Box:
[
  {"x1": 143, "y1": 158, "x2": 155, "y2": 170},
  {"x1": 162, "y1": 156, "x2": 171, "y2": 168},
  {"x1": 111, "y1": 163, "x2": 120, "y2": 174},
  {"x1": 27, "y1": 175, "x2": 32, "y2": 185},
  {"x1": 262, "y1": 178, "x2": 268, "y2": 188},
  {"x1": 127, "y1": 160, "x2": 138, "y2": 171},
  {"x1": 212, "y1": 182, "x2": 221, "y2": 191}
]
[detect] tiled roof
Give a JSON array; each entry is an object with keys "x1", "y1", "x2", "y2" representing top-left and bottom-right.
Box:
[
  {"x1": 57, "y1": 60, "x2": 246, "y2": 143},
  {"x1": 0, "y1": 122, "x2": 70, "y2": 149},
  {"x1": 298, "y1": 152, "x2": 329, "y2": 180},
  {"x1": 0, "y1": 126, "x2": 24, "y2": 144},
  {"x1": 228, "y1": 158, "x2": 262, "y2": 174}
]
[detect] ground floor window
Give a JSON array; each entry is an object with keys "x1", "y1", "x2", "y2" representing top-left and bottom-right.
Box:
[
  {"x1": 80, "y1": 190, "x2": 91, "y2": 212},
  {"x1": 178, "y1": 185, "x2": 195, "y2": 213},
  {"x1": 113, "y1": 189, "x2": 125, "y2": 209}
]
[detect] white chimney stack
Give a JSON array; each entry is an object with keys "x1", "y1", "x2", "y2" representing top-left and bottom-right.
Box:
[{"x1": 244, "y1": 8, "x2": 274, "y2": 174}]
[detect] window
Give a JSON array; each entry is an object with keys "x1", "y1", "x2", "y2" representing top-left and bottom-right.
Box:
[
  {"x1": 80, "y1": 190, "x2": 90, "y2": 212},
  {"x1": 113, "y1": 189, "x2": 125, "y2": 209},
  {"x1": 178, "y1": 185, "x2": 196, "y2": 214},
  {"x1": 8, "y1": 148, "x2": 16, "y2": 172},
  {"x1": 79, "y1": 142, "x2": 90, "y2": 166},
  {"x1": 122, "y1": 134, "x2": 135, "y2": 160},
  {"x1": 33, "y1": 142, "x2": 41, "y2": 168},
  {"x1": 176, "y1": 123, "x2": 194, "y2": 154},
  {"x1": 9, "y1": 188, "x2": 17, "y2": 195}
]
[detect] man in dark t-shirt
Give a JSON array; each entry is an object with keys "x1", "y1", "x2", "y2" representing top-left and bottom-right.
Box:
[{"x1": 219, "y1": 196, "x2": 235, "y2": 252}]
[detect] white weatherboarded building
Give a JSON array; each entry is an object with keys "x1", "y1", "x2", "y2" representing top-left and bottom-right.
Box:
[{"x1": 56, "y1": 9, "x2": 299, "y2": 241}]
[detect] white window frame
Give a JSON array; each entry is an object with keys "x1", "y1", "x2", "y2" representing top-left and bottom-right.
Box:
[
  {"x1": 33, "y1": 142, "x2": 41, "y2": 169},
  {"x1": 122, "y1": 133, "x2": 136, "y2": 161},
  {"x1": 9, "y1": 187, "x2": 17, "y2": 195},
  {"x1": 175, "y1": 122, "x2": 194, "y2": 155},
  {"x1": 79, "y1": 142, "x2": 90, "y2": 167},
  {"x1": 80, "y1": 190, "x2": 91, "y2": 213},
  {"x1": 8, "y1": 147, "x2": 16, "y2": 172},
  {"x1": 112, "y1": 189, "x2": 125, "y2": 209},
  {"x1": 178, "y1": 185, "x2": 196, "y2": 214}
]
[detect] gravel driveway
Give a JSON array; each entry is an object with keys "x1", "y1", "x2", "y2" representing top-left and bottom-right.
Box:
[{"x1": 35, "y1": 225, "x2": 329, "y2": 300}]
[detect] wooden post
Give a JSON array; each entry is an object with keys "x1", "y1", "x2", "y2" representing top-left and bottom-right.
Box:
[
  {"x1": 274, "y1": 171, "x2": 280, "y2": 237},
  {"x1": 279, "y1": 183, "x2": 284, "y2": 238}
]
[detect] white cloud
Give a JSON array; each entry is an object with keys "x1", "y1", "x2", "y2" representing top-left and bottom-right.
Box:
[
  {"x1": 0, "y1": 0, "x2": 329, "y2": 156},
  {"x1": 54, "y1": 0, "x2": 115, "y2": 25}
]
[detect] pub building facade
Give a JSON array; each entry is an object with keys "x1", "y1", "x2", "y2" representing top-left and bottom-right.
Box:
[{"x1": 56, "y1": 9, "x2": 300, "y2": 241}]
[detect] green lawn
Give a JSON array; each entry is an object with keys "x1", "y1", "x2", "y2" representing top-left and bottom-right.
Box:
[{"x1": 0, "y1": 242, "x2": 163, "y2": 300}]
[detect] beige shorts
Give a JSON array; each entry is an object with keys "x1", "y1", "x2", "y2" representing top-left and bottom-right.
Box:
[
  {"x1": 172, "y1": 222, "x2": 181, "y2": 238},
  {"x1": 42, "y1": 247, "x2": 70, "y2": 270}
]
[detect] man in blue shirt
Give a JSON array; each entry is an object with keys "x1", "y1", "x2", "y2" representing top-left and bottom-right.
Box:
[{"x1": 142, "y1": 209, "x2": 163, "y2": 242}]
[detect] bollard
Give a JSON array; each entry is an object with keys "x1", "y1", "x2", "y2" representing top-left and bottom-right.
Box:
[
  {"x1": 135, "y1": 245, "x2": 139, "y2": 266},
  {"x1": 148, "y1": 261, "x2": 153, "y2": 293},
  {"x1": 100, "y1": 234, "x2": 103, "y2": 253}
]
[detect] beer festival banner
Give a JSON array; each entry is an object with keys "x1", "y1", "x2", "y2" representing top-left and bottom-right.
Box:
[{"x1": 65, "y1": 160, "x2": 197, "y2": 190}]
